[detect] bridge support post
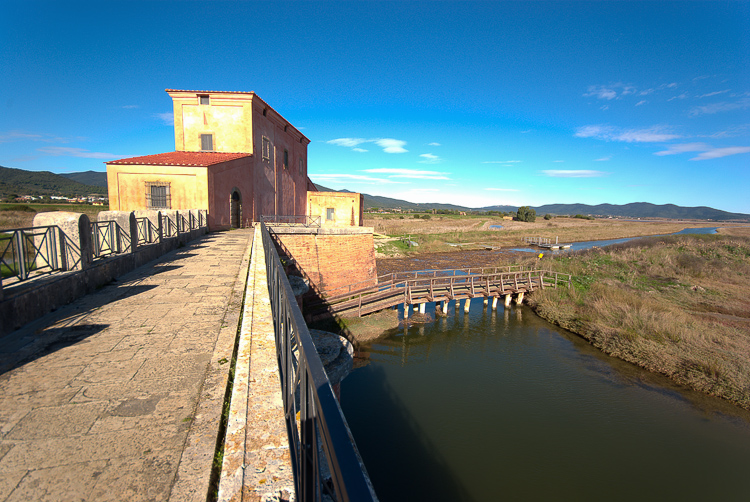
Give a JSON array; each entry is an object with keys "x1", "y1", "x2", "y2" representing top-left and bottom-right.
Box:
[
  {"x1": 442, "y1": 301, "x2": 448, "y2": 316},
  {"x1": 403, "y1": 303, "x2": 410, "y2": 319},
  {"x1": 516, "y1": 292, "x2": 525, "y2": 305},
  {"x1": 504, "y1": 294, "x2": 512, "y2": 307},
  {"x1": 483, "y1": 297, "x2": 488, "y2": 307},
  {"x1": 464, "y1": 299, "x2": 470, "y2": 313},
  {"x1": 419, "y1": 303, "x2": 425, "y2": 314},
  {"x1": 492, "y1": 296, "x2": 498, "y2": 310}
]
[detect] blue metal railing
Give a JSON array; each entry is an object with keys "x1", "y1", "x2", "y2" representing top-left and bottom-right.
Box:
[
  {"x1": 0, "y1": 225, "x2": 60, "y2": 282},
  {"x1": 260, "y1": 222, "x2": 377, "y2": 502}
]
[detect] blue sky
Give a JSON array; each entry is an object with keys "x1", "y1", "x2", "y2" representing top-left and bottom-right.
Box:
[{"x1": 1, "y1": 1, "x2": 749, "y2": 212}]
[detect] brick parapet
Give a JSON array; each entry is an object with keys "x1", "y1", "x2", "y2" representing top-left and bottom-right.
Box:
[{"x1": 270, "y1": 230, "x2": 377, "y2": 293}]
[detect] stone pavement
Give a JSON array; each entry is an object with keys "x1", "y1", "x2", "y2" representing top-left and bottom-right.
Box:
[{"x1": 0, "y1": 228, "x2": 254, "y2": 502}]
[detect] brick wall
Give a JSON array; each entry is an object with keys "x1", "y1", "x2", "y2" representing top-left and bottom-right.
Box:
[{"x1": 271, "y1": 231, "x2": 377, "y2": 293}]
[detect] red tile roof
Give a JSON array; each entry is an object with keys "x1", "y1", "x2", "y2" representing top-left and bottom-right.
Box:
[{"x1": 107, "y1": 151, "x2": 251, "y2": 167}]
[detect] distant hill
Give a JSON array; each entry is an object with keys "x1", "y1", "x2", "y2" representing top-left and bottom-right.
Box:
[
  {"x1": 312, "y1": 183, "x2": 474, "y2": 212},
  {"x1": 528, "y1": 202, "x2": 750, "y2": 221},
  {"x1": 312, "y1": 184, "x2": 749, "y2": 221},
  {"x1": 0, "y1": 166, "x2": 107, "y2": 197},
  {"x1": 60, "y1": 170, "x2": 108, "y2": 187}
]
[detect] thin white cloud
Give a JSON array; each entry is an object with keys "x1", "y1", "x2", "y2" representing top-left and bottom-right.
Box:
[
  {"x1": 654, "y1": 143, "x2": 712, "y2": 156},
  {"x1": 689, "y1": 98, "x2": 750, "y2": 117},
  {"x1": 703, "y1": 124, "x2": 750, "y2": 139},
  {"x1": 352, "y1": 148, "x2": 368, "y2": 153},
  {"x1": 575, "y1": 125, "x2": 680, "y2": 142},
  {"x1": 584, "y1": 85, "x2": 618, "y2": 100},
  {"x1": 327, "y1": 138, "x2": 367, "y2": 147},
  {"x1": 482, "y1": 160, "x2": 521, "y2": 164},
  {"x1": 154, "y1": 112, "x2": 174, "y2": 125},
  {"x1": 122, "y1": 105, "x2": 139, "y2": 109},
  {"x1": 374, "y1": 138, "x2": 408, "y2": 153},
  {"x1": 484, "y1": 188, "x2": 519, "y2": 192},
  {"x1": 690, "y1": 146, "x2": 750, "y2": 161},
  {"x1": 428, "y1": 142, "x2": 441, "y2": 146},
  {"x1": 327, "y1": 137, "x2": 408, "y2": 153},
  {"x1": 38, "y1": 147, "x2": 118, "y2": 159},
  {"x1": 542, "y1": 170, "x2": 607, "y2": 178},
  {"x1": 0, "y1": 131, "x2": 75, "y2": 143},
  {"x1": 652, "y1": 142, "x2": 750, "y2": 161},
  {"x1": 635, "y1": 100, "x2": 647, "y2": 106},
  {"x1": 418, "y1": 153, "x2": 443, "y2": 164},
  {"x1": 584, "y1": 83, "x2": 637, "y2": 101},
  {"x1": 553, "y1": 160, "x2": 565, "y2": 163},
  {"x1": 697, "y1": 89, "x2": 730, "y2": 98},
  {"x1": 520, "y1": 129, "x2": 533, "y2": 134},
  {"x1": 667, "y1": 92, "x2": 689, "y2": 101},
  {"x1": 594, "y1": 156, "x2": 612, "y2": 161},
  {"x1": 365, "y1": 168, "x2": 449, "y2": 180}
]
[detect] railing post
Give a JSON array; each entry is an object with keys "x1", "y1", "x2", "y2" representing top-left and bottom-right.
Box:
[{"x1": 13, "y1": 230, "x2": 27, "y2": 280}]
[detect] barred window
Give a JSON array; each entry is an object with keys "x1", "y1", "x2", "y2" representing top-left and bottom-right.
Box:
[
  {"x1": 199, "y1": 94, "x2": 209, "y2": 105},
  {"x1": 283, "y1": 149, "x2": 289, "y2": 169},
  {"x1": 326, "y1": 208, "x2": 335, "y2": 221},
  {"x1": 146, "y1": 182, "x2": 171, "y2": 209}
]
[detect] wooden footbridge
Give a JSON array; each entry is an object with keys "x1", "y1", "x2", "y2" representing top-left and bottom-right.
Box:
[{"x1": 306, "y1": 266, "x2": 571, "y2": 319}]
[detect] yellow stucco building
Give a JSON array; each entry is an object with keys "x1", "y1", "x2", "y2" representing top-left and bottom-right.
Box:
[
  {"x1": 307, "y1": 191, "x2": 365, "y2": 227},
  {"x1": 107, "y1": 90, "x2": 310, "y2": 230}
]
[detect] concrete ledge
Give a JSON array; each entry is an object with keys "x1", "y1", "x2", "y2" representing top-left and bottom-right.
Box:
[
  {"x1": 268, "y1": 226, "x2": 374, "y2": 235},
  {"x1": 218, "y1": 227, "x2": 294, "y2": 502}
]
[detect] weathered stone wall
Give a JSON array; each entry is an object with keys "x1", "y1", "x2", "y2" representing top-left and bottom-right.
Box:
[{"x1": 269, "y1": 227, "x2": 377, "y2": 293}]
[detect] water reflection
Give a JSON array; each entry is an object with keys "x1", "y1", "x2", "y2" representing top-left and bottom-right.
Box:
[{"x1": 342, "y1": 297, "x2": 750, "y2": 502}]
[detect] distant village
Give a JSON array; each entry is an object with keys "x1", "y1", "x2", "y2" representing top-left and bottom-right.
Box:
[{"x1": 10, "y1": 194, "x2": 108, "y2": 205}]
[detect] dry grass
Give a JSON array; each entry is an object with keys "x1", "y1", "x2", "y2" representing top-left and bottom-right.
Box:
[
  {"x1": 527, "y1": 234, "x2": 750, "y2": 410},
  {"x1": 368, "y1": 215, "x2": 728, "y2": 256},
  {"x1": 718, "y1": 226, "x2": 750, "y2": 238},
  {"x1": 0, "y1": 204, "x2": 105, "y2": 230}
]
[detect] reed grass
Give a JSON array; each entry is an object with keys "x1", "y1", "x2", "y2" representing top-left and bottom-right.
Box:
[{"x1": 527, "y1": 234, "x2": 750, "y2": 410}]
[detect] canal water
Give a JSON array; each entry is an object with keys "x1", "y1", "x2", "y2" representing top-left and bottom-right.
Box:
[
  {"x1": 511, "y1": 226, "x2": 719, "y2": 253},
  {"x1": 340, "y1": 299, "x2": 750, "y2": 501}
]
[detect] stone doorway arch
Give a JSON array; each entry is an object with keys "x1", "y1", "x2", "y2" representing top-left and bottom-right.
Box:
[{"x1": 230, "y1": 189, "x2": 242, "y2": 228}]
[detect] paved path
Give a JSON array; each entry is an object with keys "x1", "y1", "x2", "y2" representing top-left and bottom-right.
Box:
[{"x1": 0, "y1": 228, "x2": 254, "y2": 502}]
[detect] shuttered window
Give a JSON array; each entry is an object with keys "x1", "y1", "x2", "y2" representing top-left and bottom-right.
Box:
[{"x1": 201, "y1": 134, "x2": 213, "y2": 151}]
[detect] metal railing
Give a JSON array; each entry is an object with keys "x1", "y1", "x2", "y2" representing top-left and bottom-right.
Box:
[
  {"x1": 135, "y1": 217, "x2": 160, "y2": 245},
  {"x1": 323, "y1": 265, "x2": 536, "y2": 299},
  {"x1": 177, "y1": 212, "x2": 190, "y2": 233},
  {"x1": 261, "y1": 222, "x2": 377, "y2": 502},
  {"x1": 0, "y1": 225, "x2": 61, "y2": 282},
  {"x1": 262, "y1": 215, "x2": 322, "y2": 227},
  {"x1": 308, "y1": 268, "x2": 572, "y2": 318},
  {"x1": 0, "y1": 210, "x2": 208, "y2": 287},
  {"x1": 92, "y1": 220, "x2": 130, "y2": 258},
  {"x1": 162, "y1": 214, "x2": 178, "y2": 237}
]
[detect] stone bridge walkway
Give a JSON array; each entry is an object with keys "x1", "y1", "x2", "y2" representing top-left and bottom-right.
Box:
[{"x1": 0, "y1": 228, "x2": 254, "y2": 501}]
